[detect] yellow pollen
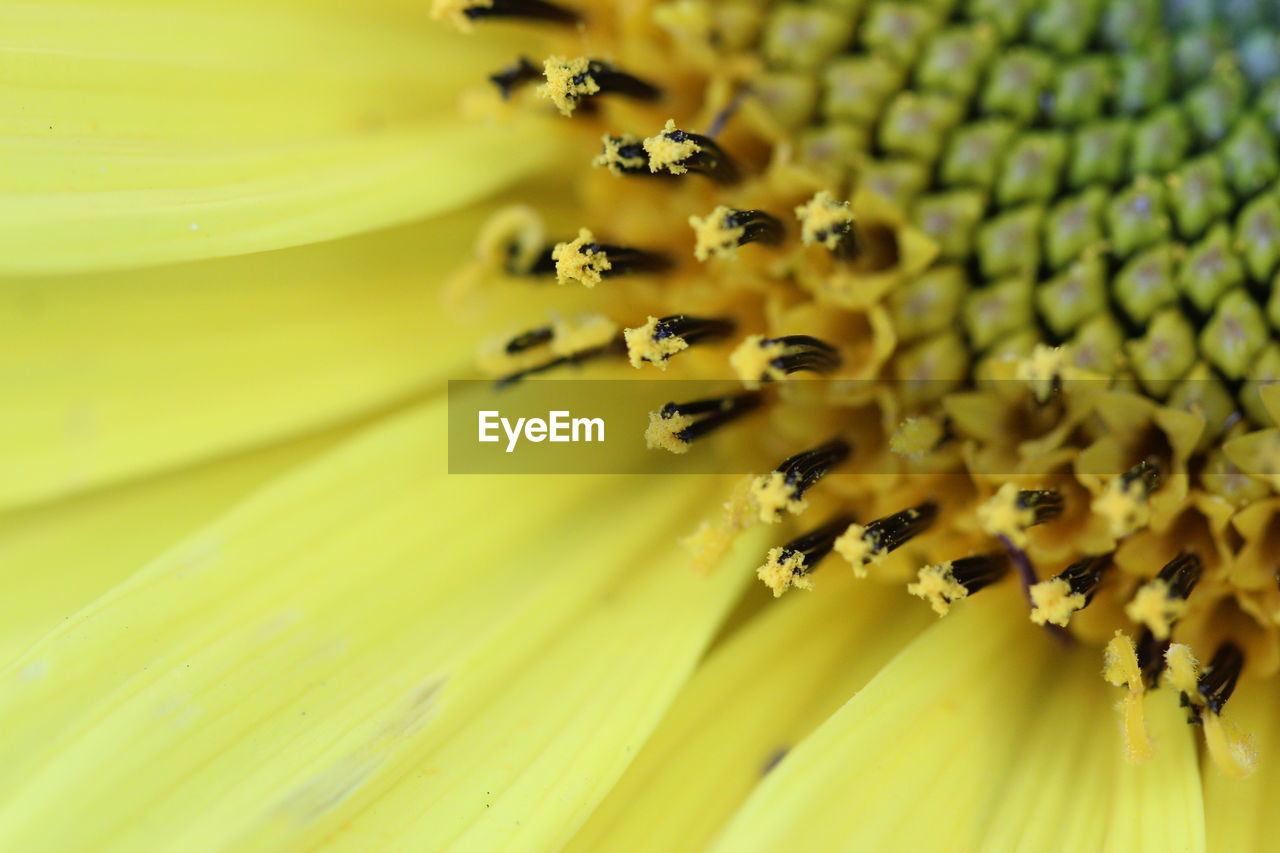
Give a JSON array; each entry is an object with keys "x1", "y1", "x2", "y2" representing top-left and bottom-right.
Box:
[
  {"x1": 1092, "y1": 476, "x2": 1152, "y2": 539},
  {"x1": 977, "y1": 482, "x2": 1039, "y2": 547},
  {"x1": 624, "y1": 316, "x2": 688, "y2": 369},
  {"x1": 749, "y1": 471, "x2": 806, "y2": 523},
  {"x1": 757, "y1": 547, "x2": 813, "y2": 597},
  {"x1": 1016, "y1": 343, "x2": 1069, "y2": 403},
  {"x1": 549, "y1": 314, "x2": 618, "y2": 356},
  {"x1": 645, "y1": 410, "x2": 693, "y2": 454},
  {"x1": 833, "y1": 523, "x2": 877, "y2": 578},
  {"x1": 1102, "y1": 631, "x2": 1154, "y2": 763},
  {"x1": 730, "y1": 334, "x2": 787, "y2": 388},
  {"x1": 689, "y1": 206, "x2": 746, "y2": 261},
  {"x1": 795, "y1": 190, "x2": 854, "y2": 250},
  {"x1": 1028, "y1": 577, "x2": 1086, "y2": 627},
  {"x1": 1203, "y1": 711, "x2": 1259, "y2": 779},
  {"x1": 552, "y1": 228, "x2": 612, "y2": 287},
  {"x1": 1124, "y1": 578, "x2": 1186, "y2": 640},
  {"x1": 593, "y1": 133, "x2": 647, "y2": 175},
  {"x1": 889, "y1": 416, "x2": 945, "y2": 459},
  {"x1": 431, "y1": 0, "x2": 490, "y2": 31},
  {"x1": 644, "y1": 119, "x2": 700, "y2": 175},
  {"x1": 1163, "y1": 644, "x2": 1201, "y2": 695},
  {"x1": 907, "y1": 562, "x2": 968, "y2": 617},
  {"x1": 684, "y1": 477, "x2": 758, "y2": 573},
  {"x1": 537, "y1": 56, "x2": 600, "y2": 116}
]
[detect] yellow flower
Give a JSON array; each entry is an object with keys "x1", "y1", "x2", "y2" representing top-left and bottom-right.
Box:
[{"x1": 7, "y1": 0, "x2": 1280, "y2": 850}]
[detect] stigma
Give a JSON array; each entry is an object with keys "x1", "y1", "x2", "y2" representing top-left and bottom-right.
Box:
[
  {"x1": 1028, "y1": 553, "x2": 1110, "y2": 627},
  {"x1": 537, "y1": 56, "x2": 661, "y2": 116},
  {"x1": 749, "y1": 439, "x2": 852, "y2": 523},
  {"x1": 483, "y1": 315, "x2": 622, "y2": 386},
  {"x1": 624, "y1": 315, "x2": 734, "y2": 370},
  {"x1": 551, "y1": 228, "x2": 669, "y2": 287},
  {"x1": 908, "y1": 552, "x2": 1009, "y2": 617},
  {"x1": 645, "y1": 393, "x2": 762, "y2": 454},
  {"x1": 1092, "y1": 460, "x2": 1161, "y2": 539},
  {"x1": 834, "y1": 501, "x2": 938, "y2": 577},
  {"x1": 730, "y1": 335, "x2": 843, "y2": 387},
  {"x1": 757, "y1": 515, "x2": 854, "y2": 598},
  {"x1": 795, "y1": 191, "x2": 857, "y2": 257},
  {"x1": 689, "y1": 207, "x2": 784, "y2": 261},
  {"x1": 977, "y1": 484, "x2": 1065, "y2": 547},
  {"x1": 642, "y1": 120, "x2": 740, "y2": 183},
  {"x1": 1124, "y1": 551, "x2": 1203, "y2": 640}
]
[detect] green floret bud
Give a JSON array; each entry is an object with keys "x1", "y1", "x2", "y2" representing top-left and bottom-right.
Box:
[
  {"x1": 943, "y1": 120, "x2": 1017, "y2": 189},
  {"x1": 1167, "y1": 362, "x2": 1237, "y2": 451},
  {"x1": 798, "y1": 124, "x2": 868, "y2": 184},
  {"x1": 1184, "y1": 62, "x2": 1246, "y2": 144},
  {"x1": 915, "y1": 24, "x2": 996, "y2": 97},
  {"x1": 764, "y1": 5, "x2": 855, "y2": 70},
  {"x1": 859, "y1": 159, "x2": 930, "y2": 210},
  {"x1": 1125, "y1": 308, "x2": 1197, "y2": 398},
  {"x1": 879, "y1": 92, "x2": 963, "y2": 162},
  {"x1": 1099, "y1": 0, "x2": 1160, "y2": 51},
  {"x1": 1173, "y1": 29, "x2": 1227, "y2": 84},
  {"x1": 752, "y1": 73, "x2": 819, "y2": 131},
  {"x1": 964, "y1": 277, "x2": 1034, "y2": 350},
  {"x1": 1036, "y1": 254, "x2": 1108, "y2": 337},
  {"x1": 1240, "y1": 343, "x2": 1280, "y2": 426},
  {"x1": 1200, "y1": 289, "x2": 1268, "y2": 380},
  {"x1": 1260, "y1": 81, "x2": 1280, "y2": 136},
  {"x1": 978, "y1": 205, "x2": 1043, "y2": 278},
  {"x1": 1239, "y1": 31, "x2": 1280, "y2": 87},
  {"x1": 1167, "y1": 155, "x2": 1232, "y2": 240},
  {"x1": 981, "y1": 48, "x2": 1054, "y2": 124},
  {"x1": 1179, "y1": 224, "x2": 1245, "y2": 313},
  {"x1": 890, "y1": 265, "x2": 968, "y2": 342},
  {"x1": 860, "y1": 2, "x2": 940, "y2": 66},
  {"x1": 1265, "y1": 270, "x2": 1280, "y2": 333},
  {"x1": 1107, "y1": 177, "x2": 1171, "y2": 257},
  {"x1": 1069, "y1": 120, "x2": 1130, "y2": 188},
  {"x1": 823, "y1": 55, "x2": 904, "y2": 124},
  {"x1": 997, "y1": 132, "x2": 1067, "y2": 206},
  {"x1": 1238, "y1": 195, "x2": 1280, "y2": 282},
  {"x1": 1051, "y1": 57, "x2": 1113, "y2": 124},
  {"x1": 965, "y1": 0, "x2": 1035, "y2": 41},
  {"x1": 915, "y1": 191, "x2": 987, "y2": 261},
  {"x1": 896, "y1": 331, "x2": 969, "y2": 405},
  {"x1": 1114, "y1": 243, "x2": 1180, "y2": 324},
  {"x1": 1115, "y1": 44, "x2": 1172, "y2": 114},
  {"x1": 1221, "y1": 117, "x2": 1280, "y2": 197},
  {"x1": 1066, "y1": 314, "x2": 1125, "y2": 375},
  {"x1": 1130, "y1": 106, "x2": 1192, "y2": 175},
  {"x1": 1028, "y1": 0, "x2": 1100, "y2": 56},
  {"x1": 976, "y1": 329, "x2": 1042, "y2": 385},
  {"x1": 1045, "y1": 188, "x2": 1106, "y2": 269}
]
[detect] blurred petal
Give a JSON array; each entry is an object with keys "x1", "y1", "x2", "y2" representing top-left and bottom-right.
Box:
[
  {"x1": 1204, "y1": 679, "x2": 1278, "y2": 853},
  {"x1": 711, "y1": 589, "x2": 1054, "y2": 852},
  {"x1": 0, "y1": 199, "x2": 594, "y2": 511},
  {"x1": 0, "y1": 398, "x2": 750, "y2": 851},
  {"x1": 0, "y1": 422, "x2": 356, "y2": 665},
  {"x1": 2, "y1": 1, "x2": 553, "y2": 272},
  {"x1": 567, "y1": 571, "x2": 931, "y2": 853}
]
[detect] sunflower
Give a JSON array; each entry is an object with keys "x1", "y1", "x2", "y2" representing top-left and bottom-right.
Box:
[{"x1": 6, "y1": 0, "x2": 1280, "y2": 849}]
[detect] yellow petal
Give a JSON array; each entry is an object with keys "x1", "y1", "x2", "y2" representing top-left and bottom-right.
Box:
[
  {"x1": 1, "y1": 198, "x2": 593, "y2": 511},
  {"x1": 0, "y1": 424, "x2": 354, "y2": 665},
  {"x1": 710, "y1": 588, "x2": 1053, "y2": 852},
  {"x1": 0, "y1": 398, "x2": 747, "y2": 851},
  {"x1": 1204, "y1": 680, "x2": 1279, "y2": 852},
  {"x1": 2, "y1": 2, "x2": 553, "y2": 272},
  {"x1": 567, "y1": 572, "x2": 932, "y2": 853}
]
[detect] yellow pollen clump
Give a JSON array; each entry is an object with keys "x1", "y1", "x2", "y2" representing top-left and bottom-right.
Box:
[
  {"x1": 431, "y1": 0, "x2": 489, "y2": 31},
  {"x1": 552, "y1": 228, "x2": 612, "y2": 287},
  {"x1": 593, "y1": 133, "x2": 647, "y2": 175},
  {"x1": 644, "y1": 119, "x2": 700, "y2": 175},
  {"x1": 749, "y1": 471, "x2": 806, "y2": 523},
  {"x1": 907, "y1": 562, "x2": 968, "y2": 617},
  {"x1": 757, "y1": 547, "x2": 813, "y2": 597},
  {"x1": 689, "y1": 206, "x2": 746, "y2": 261},
  {"x1": 645, "y1": 410, "x2": 693, "y2": 454},
  {"x1": 889, "y1": 416, "x2": 946, "y2": 459},
  {"x1": 730, "y1": 334, "x2": 787, "y2": 388},
  {"x1": 1124, "y1": 579, "x2": 1186, "y2": 640},
  {"x1": 1102, "y1": 631, "x2": 1154, "y2": 763},
  {"x1": 624, "y1": 316, "x2": 688, "y2": 369},
  {"x1": 550, "y1": 314, "x2": 618, "y2": 356},
  {"x1": 537, "y1": 56, "x2": 600, "y2": 116},
  {"x1": 977, "y1": 482, "x2": 1038, "y2": 547},
  {"x1": 1163, "y1": 644, "x2": 1201, "y2": 695},
  {"x1": 1092, "y1": 476, "x2": 1152, "y2": 539},
  {"x1": 833, "y1": 523, "x2": 877, "y2": 578},
  {"x1": 1028, "y1": 577, "x2": 1085, "y2": 627},
  {"x1": 1016, "y1": 343, "x2": 1069, "y2": 403},
  {"x1": 683, "y1": 477, "x2": 758, "y2": 573},
  {"x1": 795, "y1": 190, "x2": 854, "y2": 250}
]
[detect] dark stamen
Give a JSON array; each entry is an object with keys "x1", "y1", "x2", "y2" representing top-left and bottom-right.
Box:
[
  {"x1": 1136, "y1": 628, "x2": 1170, "y2": 689},
  {"x1": 767, "y1": 335, "x2": 842, "y2": 377},
  {"x1": 651, "y1": 315, "x2": 736, "y2": 345},
  {"x1": 776, "y1": 514, "x2": 857, "y2": 575},
  {"x1": 659, "y1": 392, "x2": 762, "y2": 443},
  {"x1": 948, "y1": 552, "x2": 1011, "y2": 594},
  {"x1": 463, "y1": 0, "x2": 580, "y2": 25},
  {"x1": 773, "y1": 438, "x2": 852, "y2": 499},
  {"x1": 573, "y1": 60, "x2": 662, "y2": 103},
  {"x1": 504, "y1": 326, "x2": 554, "y2": 354},
  {"x1": 724, "y1": 209, "x2": 785, "y2": 249},
  {"x1": 656, "y1": 127, "x2": 740, "y2": 183},
  {"x1": 584, "y1": 242, "x2": 672, "y2": 277},
  {"x1": 862, "y1": 501, "x2": 939, "y2": 555},
  {"x1": 1052, "y1": 553, "x2": 1112, "y2": 607},
  {"x1": 1157, "y1": 551, "x2": 1203, "y2": 601},
  {"x1": 495, "y1": 338, "x2": 623, "y2": 388},
  {"x1": 1198, "y1": 642, "x2": 1245, "y2": 714},
  {"x1": 596, "y1": 135, "x2": 657, "y2": 176},
  {"x1": 1016, "y1": 489, "x2": 1066, "y2": 527},
  {"x1": 1121, "y1": 459, "x2": 1162, "y2": 496},
  {"x1": 488, "y1": 57, "x2": 541, "y2": 99}
]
